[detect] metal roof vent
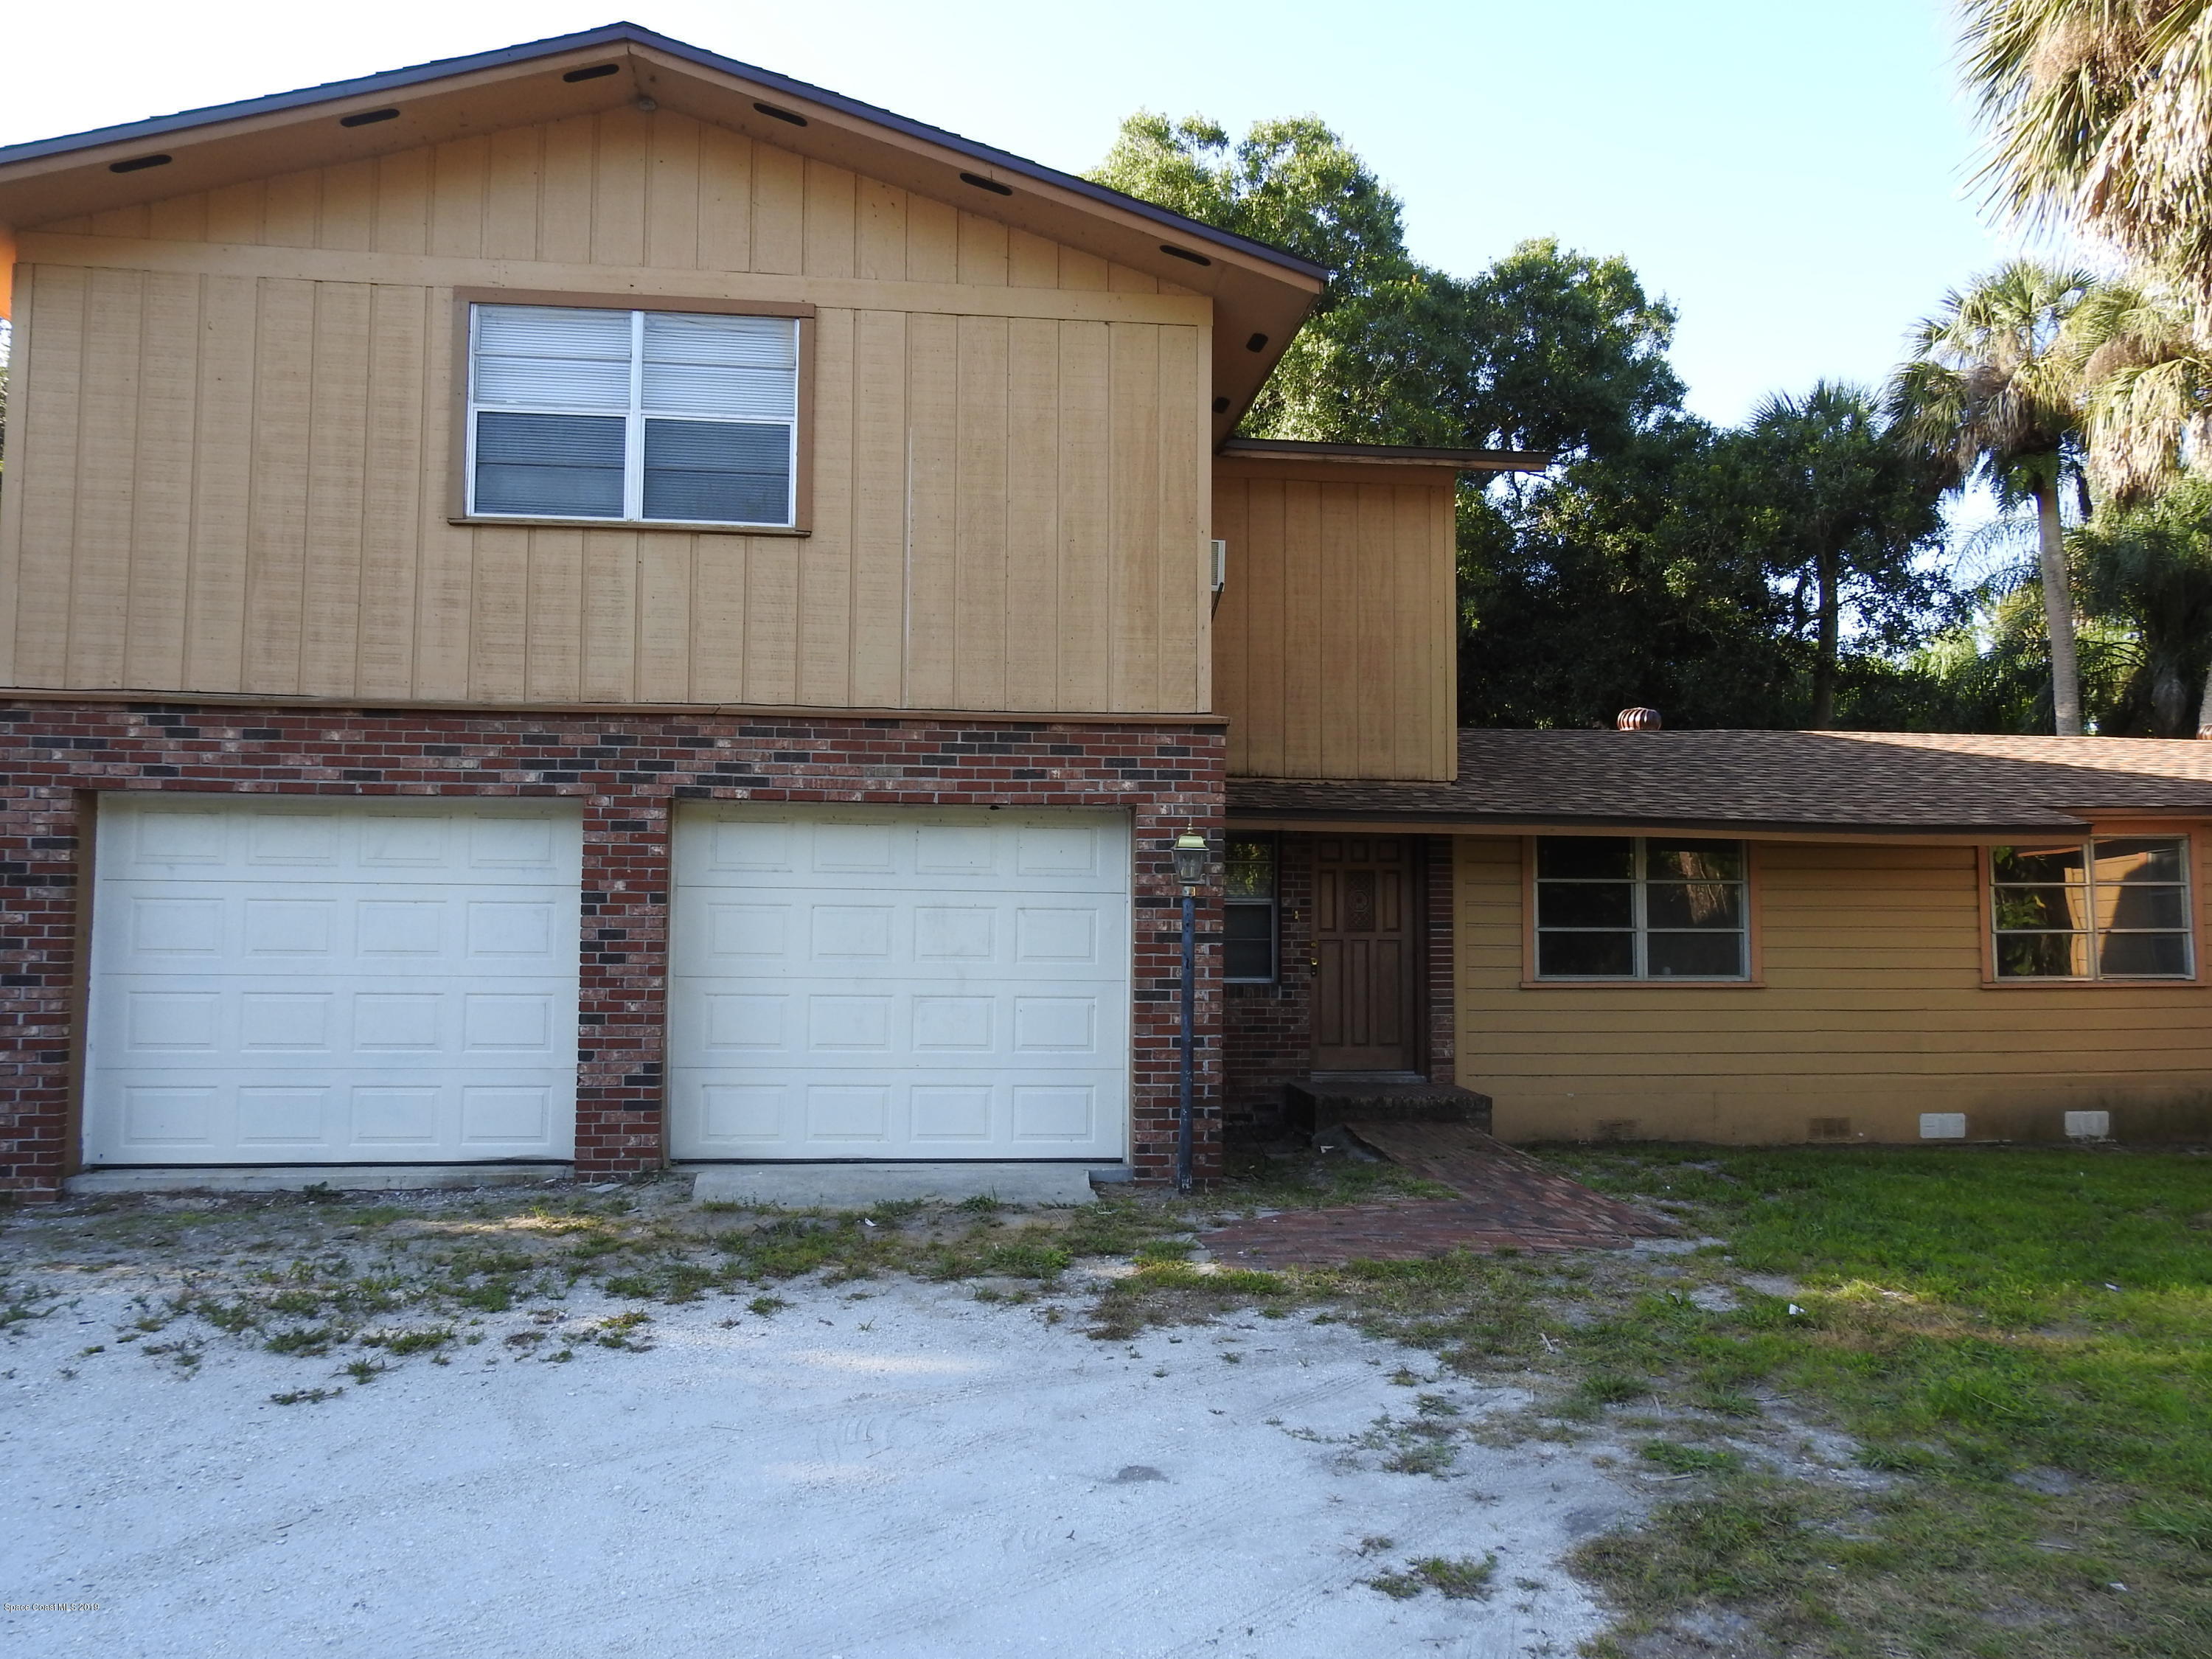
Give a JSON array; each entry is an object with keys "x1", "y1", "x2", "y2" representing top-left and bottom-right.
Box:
[{"x1": 1616, "y1": 707, "x2": 1661, "y2": 731}]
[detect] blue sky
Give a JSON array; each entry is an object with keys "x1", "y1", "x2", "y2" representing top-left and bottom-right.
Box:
[{"x1": 7, "y1": 0, "x2": 2024, "y2": 426}]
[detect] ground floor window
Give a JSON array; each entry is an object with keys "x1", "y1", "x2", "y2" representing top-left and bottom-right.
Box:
[
  {"x1": 1534, "y1": 836, "x2": 1748, "y2": 979},
  {"x1": 1989, "y1": 835, "x2": 2194, "y2": 979},
  {"x1": 1225, "y1": 836, "x2": 1279, "y2": 982}
]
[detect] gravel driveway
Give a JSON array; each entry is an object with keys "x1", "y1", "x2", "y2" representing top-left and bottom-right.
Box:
[{"x1": 5, "y1": 1271, "x2": 1629, "y2": 1658}]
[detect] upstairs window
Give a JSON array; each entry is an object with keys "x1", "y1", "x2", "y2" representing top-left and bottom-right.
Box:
[
  {"x1": 1534, "y1": 837, "x2": 1749, "y2": 979},
  {"x1": 1224, "y1": 837, "x2": 1279, "y2": 983},
  {"x1": 466, "y1": 303, "x2": 801, "y2": 528},
  {"x1": 1989, "y1": 836, "x2": 2194, "y2": 979}
]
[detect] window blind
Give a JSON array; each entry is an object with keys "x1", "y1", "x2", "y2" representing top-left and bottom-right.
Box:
[{"x1": 467, "y1": 305, "x2": 800, "y2": 526}]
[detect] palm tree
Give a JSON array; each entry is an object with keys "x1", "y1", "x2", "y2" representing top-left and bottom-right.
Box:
[
  {"x1": 1890, "y1": 262, "x2": 2099, "y2": 734},
  {"x1": 1962, "y1": 1, "x2": 2212, "y2": 321},
  {"x1": 1745, "y1": 383, "x2": 1945, "y2": 727},
  {"x1": 2062, "y1": 273, "x2": 2212, "y2": 503}
]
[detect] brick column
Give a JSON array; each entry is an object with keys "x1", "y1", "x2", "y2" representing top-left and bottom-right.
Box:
[
  {"x1": 1129, "y1": 804, "x2": 1225, "y2": 1185},
  {"x1": 0, "y1": 775, "x2": 78, "y2": 1200},
  {"x1": 577, "y1": 797, "x2": 670, "y2": 1178}
]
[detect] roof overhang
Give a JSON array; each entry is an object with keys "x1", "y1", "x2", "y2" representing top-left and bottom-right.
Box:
[
  {"x1": 0, "y1": 22, "x2": 1326, "y2": 444},
  {"x1": 1217, "y1": 437, "x2": 1552, "y2": 473},
  {"x1": 1223, "y1": 810, "x2": 2093, "y2": 843}
]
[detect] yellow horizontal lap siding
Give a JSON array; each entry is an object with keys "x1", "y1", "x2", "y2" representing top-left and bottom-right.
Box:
[
  {"x1": 1, "y1": 111, "x2": 1211, "y2": 713},
  {"x1": 1211, "y1": 464, "x2": 1458, "y2": 782},
  {"x1": 1456, "y1": 833, "x2": 2212, "y2": 1143}
]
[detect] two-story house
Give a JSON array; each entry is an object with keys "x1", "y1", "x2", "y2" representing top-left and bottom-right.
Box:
[
  {"x1": 15, "y1": 24, "x2": 2212, "y2": 1203},
  {"x1": 0, "y1": 24, "x2": 1522, "y2": 1198}
]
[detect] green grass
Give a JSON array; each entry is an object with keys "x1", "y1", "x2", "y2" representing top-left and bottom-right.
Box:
[
  {"x1": 1560, "y1": 1146, "x2": 2212, "y2": 1495},
  {"x1": 1538, "y1": 1145, "x2": 2212, "y2": 1658}
]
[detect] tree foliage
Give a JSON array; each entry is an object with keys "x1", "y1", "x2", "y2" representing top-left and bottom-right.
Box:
[
  {"x1": 1088, "y1": 115, "x2": 1679, "y2": 459},
  {"x1": 1963, "y1": 0, "x2": 2212, "y2": 320},
  {"x1": 2073, "y1": 472, "x2": 2212, "y2": 731},
  {"x1": 1888, "y1": 261, "x2": 2098, "y2": 732},
  {"x1": 1742, "y1": 383, "x2": 1949, "y2": 726}
]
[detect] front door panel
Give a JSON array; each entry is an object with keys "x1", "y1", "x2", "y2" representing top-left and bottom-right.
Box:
[{"x1": 1312, "y1": 836, "x2": 1418, "y2": 1072}]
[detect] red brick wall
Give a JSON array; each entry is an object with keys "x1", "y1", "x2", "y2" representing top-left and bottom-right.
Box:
[
  {"x1": 0, "y1": 701, "x2": 1225, "y2": 1199},
  {"x1": 1221, "y1": 832, "x2": 1457, "y2": 1128}
]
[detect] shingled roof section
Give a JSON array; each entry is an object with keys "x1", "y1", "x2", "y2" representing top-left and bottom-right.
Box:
[{"x1": 1228, "y1": 729, "x2": 2212, "y2": 836}]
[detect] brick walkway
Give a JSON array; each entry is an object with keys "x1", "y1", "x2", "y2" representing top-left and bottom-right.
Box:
[{"x1": 1201, "y1": 1122, "x2": 1677, "y2": 1267}]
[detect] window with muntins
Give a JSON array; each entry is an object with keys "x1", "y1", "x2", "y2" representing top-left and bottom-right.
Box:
[
  {"x1": 1534, "y1": 837, "x2": 1748, "y2": 979},
  {"x1": 1989, "y1": 835, "x2": 2194, "y2": 979},
  {"x1": 1225, "y1": 836, "x2": 1279, "y2": 983},
  {"x1": 467, "y1": 304, "x2": 800, "y2": 527}
]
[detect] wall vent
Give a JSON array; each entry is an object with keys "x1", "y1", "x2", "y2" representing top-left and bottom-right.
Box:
[
  {"x1": 1809, "y1": 1116, "x2": 1851, "y2": 1141},
  {"x1": 1593, "y1": 1118, "x2": 1639, "y2": 1142},
  {"x1": 1919, "y1": 1112, "x2": 1968, "y2": 1140},
  {"x1": 2065, "y1": 1110, "x2": 2112, "y2": 1140}
]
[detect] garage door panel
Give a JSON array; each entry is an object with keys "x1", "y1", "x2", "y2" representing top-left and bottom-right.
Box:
[
  {"x1": 91, "y1": 1073, "x2": 573, "y2": 1159},
  {"x1": 671, "y1": 807, "x2": 1130, "y2": 1161},
  {"x1": 109, "y1": 804, "x2": 570, "y2": 886},
  {"x1": 679, "y1": 1073, "x2": 1120, "y2": 1156},
  {"x1": 97, "y1": 886, "x2": 574, "y2": 974},
  {"x1": 672, "y1": 895, "x2": 1128, "y2": 978},
  {"x1": 86, "y1": 797, "x2": 580, "y2": 1167},
  {"x1": 672, "y1": 984, "x2": 1123, "y2": 1068}
]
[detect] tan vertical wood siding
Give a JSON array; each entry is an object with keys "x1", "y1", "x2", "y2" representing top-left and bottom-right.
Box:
[
  {"x1": 0, "y1": 111, "x2": 1211, "y2": 712},
  {"x1": 1455, "y1": 834, "x2": 2212, "y2": 1141},
  {"x1": 1211, "y1": 462, "x2": 1457, "y2": 781}
]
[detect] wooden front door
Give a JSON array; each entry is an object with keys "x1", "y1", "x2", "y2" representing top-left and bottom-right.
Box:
[{"x1": 1312, "y1": 836, "x2": 1419, "y2": 1073}]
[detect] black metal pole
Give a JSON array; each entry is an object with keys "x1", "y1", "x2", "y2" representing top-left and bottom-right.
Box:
[{"x1": 1177, "y1": 888, "x2": 1195, "y2": 1193}]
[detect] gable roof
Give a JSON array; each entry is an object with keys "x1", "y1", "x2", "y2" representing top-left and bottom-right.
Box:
[
  {"x1": 0, "y1": 22, "x2": 1326, "y2": 445},
  {"x1": 1229, "y1": 728, "x2": 2212, "y2": 837}
]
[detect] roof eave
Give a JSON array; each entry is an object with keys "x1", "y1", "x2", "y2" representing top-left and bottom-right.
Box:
[
  {"x1": 1217, "y1": 437, "x2": 1554, "y2": 472},
  {"x1": 0, "y1": 21, "x2": 1326, "y2": 282},
  {"x1": 0, "y1": 23, "x2": 1326, "y2": 442},
  {"x1": 1222, "y1": 805, "x2": 2093, "y2": 838}
]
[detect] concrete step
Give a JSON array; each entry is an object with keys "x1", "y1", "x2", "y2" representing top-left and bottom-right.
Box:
[
  {"x1": 686, "y1": 1163, "x2": 1110, "y2": 1208},
  {"x1": 1285, "y1": 1080, "x2": 1493, "y2": 1134}
]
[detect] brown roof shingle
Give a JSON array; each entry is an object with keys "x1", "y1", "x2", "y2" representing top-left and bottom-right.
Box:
[{"x1": 1228, "y1": 729, "x2": 2212, "y2": 835}]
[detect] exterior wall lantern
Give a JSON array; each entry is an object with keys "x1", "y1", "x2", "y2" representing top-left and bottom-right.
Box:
[{"x1": 1172, "y1": 832, "x2": 1209, "y2": 1192}]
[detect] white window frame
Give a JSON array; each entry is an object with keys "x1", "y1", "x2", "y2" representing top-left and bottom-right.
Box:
[
  {"x1": 1223, "y1": 835, "x2": 1280, "y2": 984},
  {"x1": 1533, "y1": 836, "x2": 1750, "y2": 981},
  {"x1": 1986, "y1": 833, "x2": 2197, "y2": 981},
  {"x1": 463, "y1": 303, "x2": 801, "y2": 530}
]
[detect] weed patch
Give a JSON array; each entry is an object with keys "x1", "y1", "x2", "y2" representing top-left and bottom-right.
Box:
[{"x1": 1367, "y1": 1553, "x2": 1498, "y2": 1601}]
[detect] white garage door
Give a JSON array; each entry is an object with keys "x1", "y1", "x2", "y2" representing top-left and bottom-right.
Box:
[
  {"x1": 84, "y1": 795, "x2": 581, "y2": 1167},
  {"x1": 669, "y1": 806, "x2": 1130, "y2": 1161}
]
